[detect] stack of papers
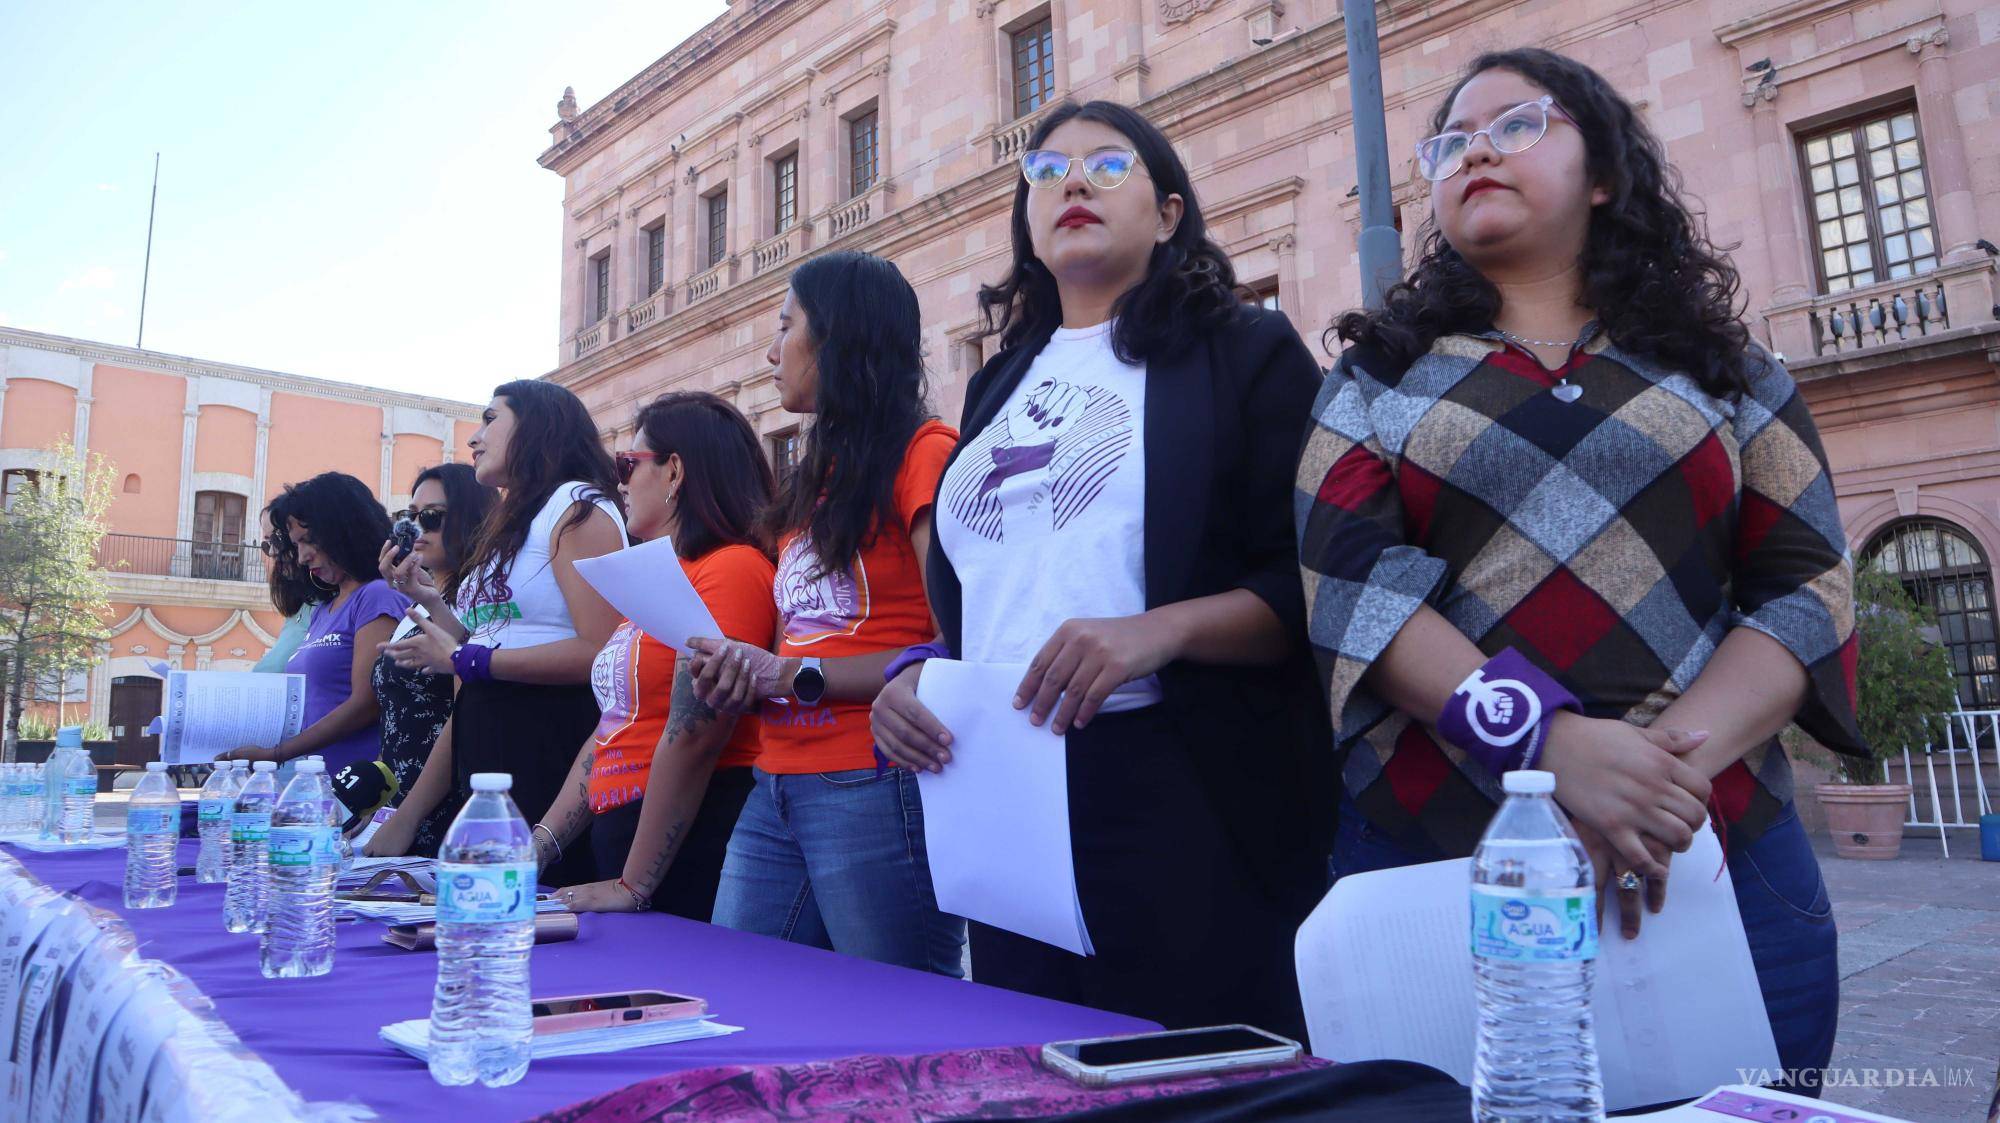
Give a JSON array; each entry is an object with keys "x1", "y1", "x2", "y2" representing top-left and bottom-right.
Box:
[
  {"x1": 1, "y1": 830, "x2": 127, "y2": 852},
  {"x1": 380, "y1": 1016, "x2": 743, "y2": 1060},
  {"x1": 338, "y1": 897, "x2": 570, "y2": 925}
]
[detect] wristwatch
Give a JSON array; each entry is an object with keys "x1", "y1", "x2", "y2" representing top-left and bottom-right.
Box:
[{"x1": 791, "y1": 657, "x2": 827, "y2": 706}]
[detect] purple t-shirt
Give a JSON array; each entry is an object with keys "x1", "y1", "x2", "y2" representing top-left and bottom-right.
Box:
[{"x1": 287, "y1": 579, "x2": 412, "y2": 772}]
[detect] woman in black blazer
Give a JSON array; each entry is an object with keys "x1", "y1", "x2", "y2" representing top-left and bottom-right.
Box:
[{"x1": 871, "y1": 99, "x2": 1332, "y2": 1038}]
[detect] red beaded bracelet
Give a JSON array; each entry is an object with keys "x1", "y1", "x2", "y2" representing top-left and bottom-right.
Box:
[{"x1": 616, "y1": 877, "x2": 650, "y2": 910}]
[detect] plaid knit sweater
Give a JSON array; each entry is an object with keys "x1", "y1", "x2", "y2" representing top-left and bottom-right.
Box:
[{"x1": 1295, "y1": 328, "x2": 1863, "y2": 856}]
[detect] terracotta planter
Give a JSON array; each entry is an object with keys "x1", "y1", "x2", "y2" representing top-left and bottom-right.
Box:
[{"x1": 1814, "y1": 782, "x2": 1912, "y2": 859}]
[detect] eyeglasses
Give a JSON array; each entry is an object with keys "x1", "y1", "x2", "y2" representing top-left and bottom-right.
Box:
[
  {"x1": 615, "y1": 450, "x2": 662, "y2": 485},
  {"x1": 1020, "y1": 147, "x2": 1144, "y2": 191},
  {"x1": 1414, "y1": 96, "x2": 1571, "y2": 182},
  {"x1": 393, "y1": 506, "x2": 447, "y2": 532},
  {"x1": 256, "y1": 539, "x2": 285, "y2": 558}
]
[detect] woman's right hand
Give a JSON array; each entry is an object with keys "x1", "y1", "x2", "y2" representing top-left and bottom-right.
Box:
[
  {"x1": 378, "y1": 540, "x2": 438, "y2": 601},
  {"x1": 362, "y1": 810, "x2": 418, "y2": 858},
  {"x1": 1539, "y1": 711, "x2": 1711, "y2": 881},
  {"x1": 871, "y1": 663, "x2": 955, "y2": 773}
]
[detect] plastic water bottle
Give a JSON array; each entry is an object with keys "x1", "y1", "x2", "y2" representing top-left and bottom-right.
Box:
[
  {"x1": 429, "y1": 772, "x2": 536, "y2": 1088},
  {"x1": 57, "y1": 728, "x2": 97, "y2": 844},
  {"x1": 1471, "y1": 770, "x2": 1604, "y2": 1122},
  {"x1": 195, "y1": 763, "x2": 243, "y2": 883},
  {"x1": 4, "y1": 763, "x2": 41, "y2": 833},
  {"x1": 262, "y1": 760, "x2": 338, "y2": 978},
  {"x1": 124, "y1": 762, "x2": 182, "y2": 908},
  {"x1": 225, "y1": 761, "x2": 280, "y2": 934}
]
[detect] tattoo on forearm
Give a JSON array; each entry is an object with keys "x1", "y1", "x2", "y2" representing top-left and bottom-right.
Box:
[
  {"x1": 636, "y1": 818, "x2": 688, "y2": 897},
  {"x1": 666, "y1": 664, "x2": 719, "y2": 743}
]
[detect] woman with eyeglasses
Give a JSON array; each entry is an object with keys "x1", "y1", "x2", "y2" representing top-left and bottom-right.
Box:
[
  {"x1": 367, "y1": 381, "x2": 627, "y2": 886},
  {"x1": 364, "y1": 463, "x2": 497, "y2": 856},
  {"x1": 683, "y1": 250, "x2": 965, "y2": 976},
  {"x1": 220, "y1": 472, "x2": 410, "y2": 773},
  {"x1": 868, "y1": 101, "x2": 1332, "y2": 1036},
  {"x1": 1297, "y1": 49, "x2": 1860, "y2": 1087},
  {"x1": 531, "y1": 393, "x2": 777, "y2": 917},
  {"x1": 250, "y1": 508, "x2": 317, "y2": 673}
]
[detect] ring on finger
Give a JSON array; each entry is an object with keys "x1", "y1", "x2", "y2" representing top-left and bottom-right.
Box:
[{"x1": 1616, "y1": 870, "x2": 1643, "y2": 892}]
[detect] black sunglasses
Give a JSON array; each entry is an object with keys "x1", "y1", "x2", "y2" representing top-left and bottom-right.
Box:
[{"x1": 393, "y1": 506, "x2": 448, "y2": 532}]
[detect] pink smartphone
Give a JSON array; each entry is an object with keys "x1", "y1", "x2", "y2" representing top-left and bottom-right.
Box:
[{"x1": 530, "y1": 990, "x2": 707, "y2": 1035}]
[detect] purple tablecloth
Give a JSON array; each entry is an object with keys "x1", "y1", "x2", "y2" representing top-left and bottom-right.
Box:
[{"x1": 5, "y1": 841, "x2": 1154, "y2": 1121}]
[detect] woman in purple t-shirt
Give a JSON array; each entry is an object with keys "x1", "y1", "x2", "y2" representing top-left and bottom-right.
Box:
[{"x1": 219, "y1": 472, "x2": 410, "y2": 772}]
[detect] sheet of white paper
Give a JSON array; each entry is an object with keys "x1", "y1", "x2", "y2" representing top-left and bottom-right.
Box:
[
  {"x1": 160, "y1": 670, "x2": 306, "y2": 764},
  {"x1": 0, "y1": 890, "x2": 66, "y2": 1106},
  {"x1": 379, "y1": 1015, "x2": 742, "y2": 1060},
  {"x1": 573, "y1": 537, "x2": 719, "y2": 655},
  {"x1": 1295, "y1": 825, "x2": 1778, "y2": 1111},
  {"x1": 49, "y1": 941, "x2": 139, "y2": 1123},
  {"x1": 1620, "y1": 1085, "x2": 1913, "y2": 1122},
  {"x1": 94, "y1": 988, "x2": 182, "y2": 1123},
  {"x1": 914, "y1": 660, "x2": 1092, "y2": 956}
]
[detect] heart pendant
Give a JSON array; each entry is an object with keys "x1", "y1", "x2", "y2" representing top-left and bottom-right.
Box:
[{"x1": 1551, "y1": 381, "x2": 1582, "y2": 403}]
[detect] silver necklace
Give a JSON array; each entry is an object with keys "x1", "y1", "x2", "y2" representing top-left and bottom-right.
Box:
[{"x1": 1498, "y1": 328, "x2": 1584, "y2": 402}]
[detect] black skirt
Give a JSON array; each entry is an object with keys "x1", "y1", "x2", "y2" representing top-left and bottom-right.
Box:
[{"x1": 450, "y1": 677, "x2": 600, "y2": 886}]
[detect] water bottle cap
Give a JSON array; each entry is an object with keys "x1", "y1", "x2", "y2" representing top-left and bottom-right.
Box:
[
  {"x1": 1503, "y1": 769, "x2": 1556, "y2": 795},
  {"x1": 55, "y1": 726, "x2": 84, "y2": 748},
  {"x1": 253, "y1": 760, "x2": 278, "y2": 772},
  {"x1": 469, "y1": 772, "x2": 513, "y2": 792},
  {"x1": 297, "y1": 760, "x2": 325, "y2": 774},
  {"x1": 145, "y1": 762, "x2": 168, "y2": 772}
]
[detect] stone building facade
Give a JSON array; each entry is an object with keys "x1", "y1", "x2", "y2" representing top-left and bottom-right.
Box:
[{"x1": 542, "y1": 0, "x2": 2000, "y2": 710}]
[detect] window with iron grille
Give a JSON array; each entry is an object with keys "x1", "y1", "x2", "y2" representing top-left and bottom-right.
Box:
[
  {"x1": 849, "y1": 110, "x2": 879, "y2": 197},
  {"x1": 591, "y1": 252, "x2": 610, "y2": 321},
  {"x1": 1011, "y1": 17, "x2": 1056, "y2": 120},
  {"x1": 773, "y1": 153, "x2": 798, "y2": 234},
  {"x1": 646, "y1": 224, "x2": 665, "y2": 295},
  {"x1": 769, "y1": 428, "x2": 802, "y2": 488},
  {"x1": 192, "y1": 490, "x2": 248, "y2": 580},
  {"x1": 706, "y1": 191, "x2": 728, "y2": 270},
  {"x1": 1, "y1": 468, "x2": 40, "y2": 513},
  {"x1": 1862, "y1": 518, "x2": 1999, "y2": 708},
  {"x1": 1798, "y1": 107, "x2": 1937, "y2": 294}
]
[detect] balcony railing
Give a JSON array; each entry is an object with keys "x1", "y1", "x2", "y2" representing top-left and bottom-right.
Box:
[
  {"x1": 820, "y1": 180, "x2": 895, "y2": 242},
  {"x1": 97, "y1": 534, "x2": 268, "y2": 584},
  {"x1": 685, "y1": 262, "x2": 725, "y2": 306},
  {"x1": 752, "y1": 222, "x2": 810, "y2": 276},
  {"x1": 625, "y1": 287, "x2": 672, "y2": 335},
  {"x1": 1768, "y1": 258, "x2": 1998, "y2": 363},
  {"x1": 572, "y1": 321, "x2": 607, "y2": 359},
  {"x1": 992, "y1": 109, "x2": 1048, "y2": 165}
]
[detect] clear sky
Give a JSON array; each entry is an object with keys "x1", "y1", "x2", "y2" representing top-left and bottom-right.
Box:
[{"x1": 0, "y1": 0, "x2": 729, "y2": 405}]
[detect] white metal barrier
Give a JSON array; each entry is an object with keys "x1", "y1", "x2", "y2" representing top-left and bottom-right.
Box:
[{"x1": 1884, "y1": 709, "x2": 2000, "y2": 857}]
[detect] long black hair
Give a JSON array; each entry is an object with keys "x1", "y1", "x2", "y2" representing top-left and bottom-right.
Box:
[
  {"x1": 978, "y1": 99, "x2": 1241, "y2": 365},
  {"x1": 264, "y1": 539, "x2": 315, "y2": 617},
  {"x1": 633, "y1": 391, "x2": 774, "y2": 560},
  {"x1": 456, "y1": 379, "x2": 623, "y2": 611},
  {"x1": 1333, "y1": 48, "x2": 1750, "y2": 398},
  {"x1": 408, "y1": 462, "x2": 496, "y2": 600},
  {"x1": 767, "y1": 251, "x2": 930, "y2": 577},
  {"x1": 266, "y1": 472, "x2": 391, "y2": 603}
]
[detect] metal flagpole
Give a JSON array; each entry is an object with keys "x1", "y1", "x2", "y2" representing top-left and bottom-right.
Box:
[
  {"x1": 1344, "y1": 0, "x2": 1402, "y2": 309},
  {"x1": 137, "y1": 152, "x2": 159, "y2": 349}
]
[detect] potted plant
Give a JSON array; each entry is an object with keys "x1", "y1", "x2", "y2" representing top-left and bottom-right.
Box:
[{"x1": 1799, "y1": 566, "x2": 1955, "y2": 859}]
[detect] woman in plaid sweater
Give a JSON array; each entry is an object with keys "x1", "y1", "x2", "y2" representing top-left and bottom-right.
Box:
[{"x1": 1296, "y1": 49, "x2": 1864, "y2": 1087}]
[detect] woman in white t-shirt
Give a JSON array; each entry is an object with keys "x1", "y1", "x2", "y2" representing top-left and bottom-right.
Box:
[{"x1": 367, "y1": 379, "x2": 627, "y2": 885}]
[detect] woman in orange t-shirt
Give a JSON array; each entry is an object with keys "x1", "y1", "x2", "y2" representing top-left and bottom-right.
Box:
[
  {"x1": 533, "y1": 392, "x2": 777, "y2": 919},
  {"x1": 687, "y1": 251, "x2": 966, "y2": 977}
]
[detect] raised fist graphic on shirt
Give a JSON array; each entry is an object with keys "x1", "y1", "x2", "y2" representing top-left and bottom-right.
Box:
[{"x1": 947, "y1": 376, "x2": 1133, "y2": 543}]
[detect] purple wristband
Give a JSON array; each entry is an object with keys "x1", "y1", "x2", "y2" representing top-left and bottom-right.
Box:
[
  {"x1": 451, "y1": 642, "x2": 496, "y2": 683},
  {"x1": 1435, "y1": 648, "x2": 1580, "y2": 777},
  {"x1": 882, "y1": 641, "x2": 950, "y2": 685}
]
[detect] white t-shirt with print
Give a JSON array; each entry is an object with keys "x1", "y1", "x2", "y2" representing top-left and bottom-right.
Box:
[
  {"x1": 456, "y1": 481, "x2": 628, "y2": 649},
  {"x1": 937, "y1": 320, "x2": 1161, "y2": 711}
]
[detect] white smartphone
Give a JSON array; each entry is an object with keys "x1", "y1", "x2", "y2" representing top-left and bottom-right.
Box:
[{"x1": 1041, "y1": 1024, "x2": 1302, "y2": 1086}]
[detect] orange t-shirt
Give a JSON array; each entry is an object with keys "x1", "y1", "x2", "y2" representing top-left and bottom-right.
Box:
[
  {"x1": 758, "y1": 419, "x2": 958, "y2": 774},
  {"x1": 585, "y1": 543, "x2": 779, "y2": 812}
]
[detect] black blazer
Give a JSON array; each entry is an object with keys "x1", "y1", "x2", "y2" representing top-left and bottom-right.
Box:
[{"x1": 926, "y1": 305, "x2": 1336, "y2": 910}]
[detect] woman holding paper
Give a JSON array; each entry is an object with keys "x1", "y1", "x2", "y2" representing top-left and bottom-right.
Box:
[
  {"x1": 867, "y1": 101, "x2": 1332, "y2": 1037},
  {"x1": 367, "y1": 380, "x2": 626, "y2": 886},
  {"x1": 530, "y1": 392, "x2": 777, "y2": 917},
  {"x1": 221, "y1": 472, "x2": 410, "y2": 773},
  {"x1": 1293, "y1": 50, "x2": 1859, "y2": 1082},
  {"x1": 685, "y1": 251, "x2": 966, "y2": 977}
]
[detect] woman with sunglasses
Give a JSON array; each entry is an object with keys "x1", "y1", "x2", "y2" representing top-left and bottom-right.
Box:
[
  {"x1": 368, "y1": 381, "x2": 627, "y2": 886},
  {"x1": 684, "y1": 250, "x2": 965, "y2": 976},
  {"x1": 365, "y1": 463, "x2": 497, "y2": 856},
  {"x1": 250, "y1": 507, "x2": 317, "y2": 673},
  {"x1": 221, "y1": 473, "x2": 410, "y2": 773},
  {"x1": 1298, "y1": 49, "x2": 1860, "y2": 1087},
  {"x1": 868, "y1": 101, "x2": 1332, "y2": 1036},
  {"x1": 531, "y1": 393, "x2": 777, "y2": 917}
]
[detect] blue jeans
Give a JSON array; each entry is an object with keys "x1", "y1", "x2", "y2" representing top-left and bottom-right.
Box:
[
  {"x1": 1334, "y1": 797, "x2": 1838, "y2": 1091},
  {"x1": 711, "y1": 766, "x2": 965, "y2": 977}
]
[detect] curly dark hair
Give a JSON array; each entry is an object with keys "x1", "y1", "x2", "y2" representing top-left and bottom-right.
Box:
[
  {"x1": 1333, "y1": 48, "x2": 1751, "y2": 398},
  {"x1": 978, "y1": 100, "x2": 1241, "y2": 366},
  {"x1": 767, "y1": 251, "x2": 932, "y2": 579},
  {"x1": 265, "y1": 472, "x2": 391, "y2": 604}
]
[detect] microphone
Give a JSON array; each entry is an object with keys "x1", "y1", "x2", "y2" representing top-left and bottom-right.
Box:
[{"x1": 331, "y1": 760, "x2": 400, "y2": 833}]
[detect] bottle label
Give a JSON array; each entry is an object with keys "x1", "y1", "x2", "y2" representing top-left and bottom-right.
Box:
[
  {"x1": 126, "y1": 807, "x2": 178, "y2": 837},
  {"x1": 198, "y1": 798, "x2": 228, "y2": 822},
  {"x1": 269, "y1": 825, "x2": 335, "y2": 867},
  {"x1": 66, "y1": 777, "x2": 96, "y2": 799},
  {"x1": 436, "y1": 861, "x2": 537, "y2": 924},
  {"x1": 231, "y1": 811, "x2": 271, "y2": 843},
  {"x1": 1471, "y1": 886, "x2": 1598, "y2": 962}
]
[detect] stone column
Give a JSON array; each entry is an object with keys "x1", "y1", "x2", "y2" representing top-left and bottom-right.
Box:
[
  {"x1": 175, "y1": 380, "x2": 200, "y2": 554},
  {"x1": 195, "y1": 645, "x2": 213, "y2": 671},
  {"x1": 1746, "y1": 81, "x2": 1815, "y2": 358},
  {"x1": 378, "y1": 420, "x2": 395, "y2": 500},
  {"x1": 975, "y1": 1, "x2": 1002, "y2": 142},
  {"x1": 252, "y1": 390, "x2": 272, "y2": 506},
  {"x1": 1909, "y1": 30, "x2": 1978, "y2": 266},
  {"x1": 1270, "y1": 233, "x2": 1300, "y2": 322},
  {"x1": 72, "y1": 364, "x2": 93, "y2": 450}
]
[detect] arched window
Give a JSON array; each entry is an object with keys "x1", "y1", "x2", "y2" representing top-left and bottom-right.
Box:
[
  {"x1": 123, "y1": 473, "x2": 141, "y2": 494},
  {"x1": 1860, "y1": 518, "x2": 1998, "y2": 708}
]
